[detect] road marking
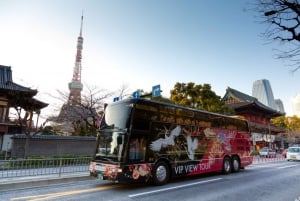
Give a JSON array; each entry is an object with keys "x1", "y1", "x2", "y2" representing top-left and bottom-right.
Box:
[
  {"x1": 248, "y1": 164, "x2": 279, "y2": 169},
  {"x1": 11, "y1": 185, "x2": 116, "y2": 201},
  {"x1": 128, "y1": 178, "x2": 223, "y2": 198},
  {"x1": 277, "y1": 164, "x2": 298, "y2": 169}
]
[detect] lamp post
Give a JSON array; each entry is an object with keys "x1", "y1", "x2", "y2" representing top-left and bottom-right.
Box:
[
  {"x1": 287, "y1": 117, "x2": 292, "y2": 145},
  {"x1": 4, "y1": 141, "x2": 10, "y2": 160}
]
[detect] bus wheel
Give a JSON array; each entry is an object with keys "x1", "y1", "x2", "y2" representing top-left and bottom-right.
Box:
[
  {"x1": 232, "y1": 156, "x2": 240, "y2": 173},
  {"x1": 222, "y1": 157, "x2": 232, "y2": 174},
  {"x1": 152, "y1": 161, "x2": 170, "y2": 185}
]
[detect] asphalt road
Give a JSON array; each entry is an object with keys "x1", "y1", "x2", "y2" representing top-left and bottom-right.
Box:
[{"x1": 1, "y1": 160, "x2": 300, "y2": 201}]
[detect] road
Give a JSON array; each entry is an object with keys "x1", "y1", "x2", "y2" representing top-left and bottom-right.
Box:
[{"x1": 1, "y1": 160, "x2": 300, "y2": 201}]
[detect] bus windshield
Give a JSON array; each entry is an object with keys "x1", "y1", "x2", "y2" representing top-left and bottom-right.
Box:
[{"x1": 95, "y1": 102, "x2": 133, "y2": 162}]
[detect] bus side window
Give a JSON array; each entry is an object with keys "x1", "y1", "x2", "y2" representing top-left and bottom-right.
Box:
[{"x1": 129, "y1": 138, "x2": 145, "y2": 161}]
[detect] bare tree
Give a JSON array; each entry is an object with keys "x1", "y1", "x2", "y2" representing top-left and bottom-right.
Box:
[
  {"x1": 255, "y1": 0, "x2": 300, "y2": 72},
  {"x1": 48, "y1": 84, "x2": 114, "y2": 136},
  {"x1": 8, "y1": 94, "x2": 48, "y2": 158},
  {"x1": 116, "y1": 83, "x2": 131, "y2": 100}
]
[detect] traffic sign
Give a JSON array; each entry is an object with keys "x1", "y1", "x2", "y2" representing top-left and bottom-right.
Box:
[
  {"x1": 113, "y1": 97, "x2": 119, "y2": 102},
  {"x1": 132, "y1": 90, "x2": 140, "y2": 98},
  {"x1": 152, "y1": 85, "x2": 161, "y2": 97}
]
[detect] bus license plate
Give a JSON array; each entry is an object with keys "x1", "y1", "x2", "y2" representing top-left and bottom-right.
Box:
[
  {"x1": 95, "y1": 164, "x2": 106, "y2": 172},
  {"x1": 291, "y1": 155, "x2": 296, "y2": 160}
]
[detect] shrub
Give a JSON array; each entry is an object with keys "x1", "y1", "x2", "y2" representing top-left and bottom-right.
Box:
[{"x1": 251, "y1": 150, "x2": 259, "y2": 156}]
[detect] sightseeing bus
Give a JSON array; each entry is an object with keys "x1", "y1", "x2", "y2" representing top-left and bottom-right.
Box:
[{"x1": 89, "y1": 98, "x2": 253, "y2": 185}]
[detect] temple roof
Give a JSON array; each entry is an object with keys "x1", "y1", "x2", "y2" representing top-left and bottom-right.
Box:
[
  {"x1": 0, "y1": 81, "x2": 38, "y2": 95},
  {"x1": 0, "y1": 65, "x2": 48, "y2": 111},
  {"x1": 223, "y1": 87, "x2": 284, "y2": 118}
]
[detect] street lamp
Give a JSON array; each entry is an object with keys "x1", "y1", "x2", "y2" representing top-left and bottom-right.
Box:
[{"x1": 287, "y1": 117, "x2": 292, "y2": 145}]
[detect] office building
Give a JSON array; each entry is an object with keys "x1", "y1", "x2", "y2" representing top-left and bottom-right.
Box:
[
  {"x1": 252, "y1": 79, "x2": 277, "y2": 110},
  {"x1": 275, "y1": 99, "x2": 285, "y2": 113}
]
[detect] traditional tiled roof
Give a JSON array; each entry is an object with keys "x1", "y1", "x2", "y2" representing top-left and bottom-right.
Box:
[
  {"x1": 223, "y1": 87, "x2": 257, "y2": 103},
  {"x1": 223, "y1": 87, "x2": 284, "y2": 117},
  {"x1": 0, "y1": 81, "x2": 37, "y2": 95},
  {"x1": 23, "y1": 97, "x2": 49, "y2": 111},
  {"x1": 0, "y1": 65, "x2": 37, "y2": 94},
  {"x1": 0, "y1": 65, "x2": 48, "y2": 110}
]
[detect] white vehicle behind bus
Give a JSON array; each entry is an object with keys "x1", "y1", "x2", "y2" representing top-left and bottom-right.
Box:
[{"x1": 286, "y1": 147, "x2": 300, "y2": 161}]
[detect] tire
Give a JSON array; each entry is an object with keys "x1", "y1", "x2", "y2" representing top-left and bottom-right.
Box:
[
  {"x1": 231, "y1": 156, "x2": 240, "y2": 173},
  {"x1": 222, "y1": 157, "x2": 232, "y2": 174},
  {"x1": 152, "y1": 161, "x2": 170, "y2": 185}
]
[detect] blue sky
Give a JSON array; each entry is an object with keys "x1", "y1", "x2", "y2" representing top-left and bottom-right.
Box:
[{"x1": 1, "y1": 0, "x2": 299, "y2": 119}]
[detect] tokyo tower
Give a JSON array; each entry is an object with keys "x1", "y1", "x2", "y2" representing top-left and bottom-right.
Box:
[{"x1": 68, "y1": 15, "x2": 84, "y2": 106}]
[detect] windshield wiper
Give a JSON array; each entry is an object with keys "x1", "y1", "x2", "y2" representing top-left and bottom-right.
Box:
[
  {"x1": 100, "y1": 156, "x2": 119, "y2": 162},
  {"x1": 99, "y1": 127, "x2": 127, "y2": 133},
  {"x1": 99, "y1": 124, "x2": 115, "y2": 131}
]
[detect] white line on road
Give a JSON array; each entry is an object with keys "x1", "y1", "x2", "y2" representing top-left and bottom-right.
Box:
[
  {"x1": 128, "y1": 178, "x2": 223, "y2": 198},
  {"x1": 277, "y1": 164, "x2": 299, "y2": 169},
  {"x1": 248, "y1": 164, "x2": 278, "y2": 169}
]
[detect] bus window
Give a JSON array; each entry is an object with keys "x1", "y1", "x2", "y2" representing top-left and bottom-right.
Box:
[
  {"x1": 129, "y1": 137, "x2": 145, "y2": 161},
  {"x1": 237, "y1": 120, "x2": 249, "y2": 132},
  {"x1": 176, "y1": 108, "x2": 194, "y2": 117},
  {"x1": 160, "y1": 105, "x2": 175, "y2": 114},
  {"x1": 210, "y1": 116, "x2": 225, "y2": 128},
  {"x1": 132, "y1": 105, "x2": 158, "y2": 130},
  {"x1": 226, "y1": 118, "x2": 238, "y2": 130},
  {"x1": 159, "y1": 105, "x2": 175, "y2": 123},
  {"x1": 198, "y1": 121, "x2": 211, "y2": 128}
]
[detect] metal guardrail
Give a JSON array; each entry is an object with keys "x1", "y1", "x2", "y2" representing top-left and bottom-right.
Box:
[
  {"x1": 0, "y1": 155, "x2": 287, "y2": 179},
  {"x1": 0, "y1": 157, "x2": 91, "y2": 178},
  {"x1": 252, "y1": 155, "x2": 286, "y2": 164}
]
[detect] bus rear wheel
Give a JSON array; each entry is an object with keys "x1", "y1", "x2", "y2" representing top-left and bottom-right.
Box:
[
  {"x1": 231, "y1": 156, "x2": 240, "y2": 173},
  {"x1": 222, "y1": 157, "x2": 232, "y2": 174},
  {"x1": 152, "y1": 161, "x2": 170, "y2": 186}
]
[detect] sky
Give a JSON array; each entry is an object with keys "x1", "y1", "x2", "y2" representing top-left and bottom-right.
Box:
[{"x1": 1, "y1": 0, "x2": 299, "y2": 121}]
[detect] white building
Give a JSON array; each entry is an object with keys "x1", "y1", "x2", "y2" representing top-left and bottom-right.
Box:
[{"x1": 293, "y1": 94, "x2": 300, "y2": 117}]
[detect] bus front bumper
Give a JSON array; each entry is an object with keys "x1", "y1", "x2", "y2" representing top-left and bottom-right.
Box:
[{"x1": 89, "y1": 162, "x2": 122, "y2": 181}]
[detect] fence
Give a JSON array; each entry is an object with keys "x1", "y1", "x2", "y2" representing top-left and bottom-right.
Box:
[
  {"x1": 0, "y1": 157, "x2": 91, "y2": 178},
  {"x1": 252, "y1": 155, "x2": 286, "y2": 164},
  {"x1": 0, "y1": 155, "x2": 287, "y2": 179}
]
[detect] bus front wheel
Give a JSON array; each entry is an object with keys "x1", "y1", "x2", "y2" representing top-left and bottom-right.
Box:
[
  {"x1": 152, "y1": 161, "x2": 170, "y2": 185},
  {"x1": 222, "y1": 157, "x2": 232, "y2": 174}
]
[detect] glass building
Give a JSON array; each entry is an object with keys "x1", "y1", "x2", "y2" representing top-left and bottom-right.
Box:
[
  {"x1": 275, "y1": 99, "x2": 285, "y2": 113},
  {"x1": 252, "y1": 79, "x2": 277, "y2": 110}
]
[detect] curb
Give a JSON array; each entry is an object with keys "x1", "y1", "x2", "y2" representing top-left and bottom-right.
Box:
[{"x1": 0, "y1": 174, "x2": 93, "y2": 191}]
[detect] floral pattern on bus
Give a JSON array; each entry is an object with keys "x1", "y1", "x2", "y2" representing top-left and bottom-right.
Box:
[
  {"x1": 125, "y1": 163, "x2": 151, "y2": 181},
  {"x1": 149, "y1": 124, "x2": 251, "y2": 176}
]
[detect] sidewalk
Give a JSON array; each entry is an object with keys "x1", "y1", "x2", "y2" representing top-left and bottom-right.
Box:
[{"x1": 0, "y1": 172, "x2": 93, "y2": 191}]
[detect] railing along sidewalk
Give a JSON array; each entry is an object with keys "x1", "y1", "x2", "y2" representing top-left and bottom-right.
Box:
[
  {"x1": 252, "y1": 154, "x2": 286, "y2": 164},
  {"x1": 0, "y1": 157, "x2": 91, "y2": 178}
]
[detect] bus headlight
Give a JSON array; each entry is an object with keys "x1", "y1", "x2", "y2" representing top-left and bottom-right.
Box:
[{"x1": 109, "y1": 167, "x2": 122, "y2": 173}]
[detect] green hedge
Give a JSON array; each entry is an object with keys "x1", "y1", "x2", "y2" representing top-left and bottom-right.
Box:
[{"x1": 251, "y1": 150, "x2": 260, "y2": 156}]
